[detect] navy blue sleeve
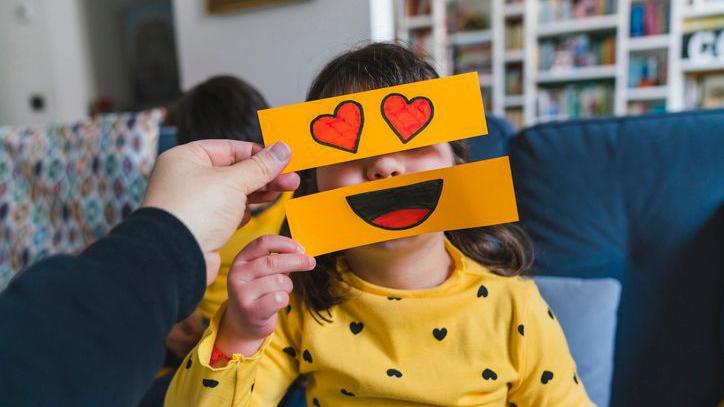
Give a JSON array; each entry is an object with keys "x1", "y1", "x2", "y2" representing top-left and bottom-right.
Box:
[{"x1": 0, "y1": 207, "x2": 206, "y2": 406}]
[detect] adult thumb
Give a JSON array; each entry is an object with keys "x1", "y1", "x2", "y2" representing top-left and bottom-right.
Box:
[{"x1": 232, "y1": 142, "x2": 291, "y2": 195}]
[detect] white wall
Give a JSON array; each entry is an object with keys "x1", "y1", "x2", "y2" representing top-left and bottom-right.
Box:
[
  {"x1": 172, "y1": 0, "x2": 372, "y2": 106},
  {"x1": 0, "y1": 0, "x2": 94, "y2": 126}
]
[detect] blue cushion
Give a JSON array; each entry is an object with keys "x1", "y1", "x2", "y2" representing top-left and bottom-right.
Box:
[
  {"x1": 158, "y1": 126, "x2": 177, "y2": 154},
  {"x1": 509, "y1": 109, "x2": 724, "y2": 406},
  {"x1": 535, "y1": 276, "x2": 621, "y2": 407},
  {"x1": 467, "y1": 115, "x2": 515, "y2": 161}
]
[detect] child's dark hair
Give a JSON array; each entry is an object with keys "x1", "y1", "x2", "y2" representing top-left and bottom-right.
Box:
[
  {"x1": 173, "y1": 75, "x2": 268, "y2": 144},
  {"x1": 287, "y1": 43, "x2": 533, "y2": 321}
]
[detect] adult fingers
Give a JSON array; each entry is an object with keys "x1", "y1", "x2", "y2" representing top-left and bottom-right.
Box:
[
  {"x1": 229, "y1": 142, "x2": 292, "y2": 195},
  {"x1": 247, "y1": 190, "x2": 281, "y2": 204},
  {"x1": 183, "y1": 139, "x2": 258, "y2": 167}
]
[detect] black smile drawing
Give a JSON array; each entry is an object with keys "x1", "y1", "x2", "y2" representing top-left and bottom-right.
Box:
[{"x1": 345, "y1": 179, "x2": 443, "y2": 230}]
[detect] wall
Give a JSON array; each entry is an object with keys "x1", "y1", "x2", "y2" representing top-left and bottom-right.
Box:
[
  {"x1": 172, "y1": 0, "x2": 372, "y2": 106},
  {"x1": 0, "y1": 0, "x2": 94, "y2": 126}
]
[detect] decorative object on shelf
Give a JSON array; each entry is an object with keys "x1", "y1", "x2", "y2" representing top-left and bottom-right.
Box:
[
  {"x1": 207, "y1": 0, "x2": 305, "y2": 14},
  {"x1": 629, "y1": 49, "x2": 668, "y2": 88}
]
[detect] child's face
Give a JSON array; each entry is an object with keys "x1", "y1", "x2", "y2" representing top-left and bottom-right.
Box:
[{"x1": 315, "y1": 143, "x2": 455, "y2": 192}]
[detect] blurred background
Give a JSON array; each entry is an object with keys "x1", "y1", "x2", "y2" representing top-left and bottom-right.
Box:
[
  {"x1": 1, "y1": 3, "x2": 722, "y2": 406},
  {"x1": 1, "y1": 0, "x2": 723, "y2": 128}
]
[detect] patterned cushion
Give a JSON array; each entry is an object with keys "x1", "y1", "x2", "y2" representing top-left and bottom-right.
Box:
[{"x1": 0, "y1": 110, "x2": 163, "y2": 289}]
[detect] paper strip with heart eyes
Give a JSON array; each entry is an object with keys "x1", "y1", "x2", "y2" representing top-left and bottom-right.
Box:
[
  {"x1": 258, "y1": 72, "x2": 487, "y2": 173},
  {"x1": 285, "y1": 157, "x2": 519, "y2": 256}
]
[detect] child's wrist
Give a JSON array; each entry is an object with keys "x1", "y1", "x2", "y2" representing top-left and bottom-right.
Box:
[{"x1": 215, "y1": 311, "x2": 267, "y2": 358}]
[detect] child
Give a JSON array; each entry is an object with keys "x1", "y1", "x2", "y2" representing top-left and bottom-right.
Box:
[
  {"x1": 164, "y1": 75, "x2": 290, "y2": 359},
  {"x1": 166, "y1": 44, "x2": 593, "y2": 406}
]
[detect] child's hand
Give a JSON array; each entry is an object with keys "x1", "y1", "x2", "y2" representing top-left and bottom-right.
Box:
[{"x1": 216, "y1": 235, "x2": 315, "y2": 357}]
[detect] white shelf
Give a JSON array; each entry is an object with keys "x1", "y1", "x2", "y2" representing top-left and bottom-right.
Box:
[
  {"x1": 626, "y1": 86, "x2": 669, "y2": 101},
  {"x1": 536, "y1": 65, "x2": 618, "y2": 83},
  {"x1": 680, "y1": 60, "x2": 724, "y2": 73},
  {"x1": 504, "y1": 3, "x2": 525, "y2": 17},
  {"x1": 504, "y1": 95, "x2": 525, "y2": 107},
  {"x1": 681, "y1": 3, "x2": 724, "y2": 19},
  {"x1": 386, "y1": 0, "x2": 697, "y2": 125},
  {"x1": 504, "y1": 49, "x2": 525, "y2": 62},
  {"x1": 537, "y1": 14, "x2": 619, "y2": 37},
  {"x1": 478, "y1": 73, "x2": 493, "y2": 86},
  {"x1": 449, "y1": 30, "x2": 492, "y2": 46},
  {"x1": 628, "y1": 34, "x2": 671, "y2": 51},
  {"x1": 402, "y1": 15, "x2": 433, "y2": 30}
]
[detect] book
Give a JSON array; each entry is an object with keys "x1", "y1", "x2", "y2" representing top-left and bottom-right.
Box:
[{"x1": 630, "y1": 0, "x2": 670, "y2": 37}]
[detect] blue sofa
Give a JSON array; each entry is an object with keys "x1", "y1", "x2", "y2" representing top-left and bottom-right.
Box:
[
  {"x1": 480, "y1": 109, "x2": 723, "y2": 406},
  {"x1": 157, "y1": 110, "x2": 724, "y2": 406}
]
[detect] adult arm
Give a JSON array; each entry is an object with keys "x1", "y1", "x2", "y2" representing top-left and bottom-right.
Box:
[{"x1": 0, "y1": 207, "x2": 204, "y2": 406}]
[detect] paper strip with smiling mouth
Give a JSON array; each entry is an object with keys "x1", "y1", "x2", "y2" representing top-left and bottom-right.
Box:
[
  {"x1": 346, "y1": 179, "x2": 443, "y2": 230},
  {"x1": 284, "y1": 157, "x2": 519, "y2": 256}
]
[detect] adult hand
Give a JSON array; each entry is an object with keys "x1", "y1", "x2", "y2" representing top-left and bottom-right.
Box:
[{"x1": 142, "y1": 140, "x2": 299, "y2": 284}]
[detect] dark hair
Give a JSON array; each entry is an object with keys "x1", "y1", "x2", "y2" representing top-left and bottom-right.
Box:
[
  {"x1": 173, "y1": 75, "x2": 268, "y2": 144},
  {"x1": 288, "y1": 43, "x2": 533, "y2": 321}
]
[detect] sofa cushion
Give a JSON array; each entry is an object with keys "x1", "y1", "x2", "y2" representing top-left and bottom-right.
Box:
[
  {"x1": 0, "y1": 110, "x2": 163, "y2": 289},
  {"x1": 535, "y1": 276, "x2": 621, "y2": 407},
  {"x1": 509, "y1": 109, "x2": 724, "y2": 406}
]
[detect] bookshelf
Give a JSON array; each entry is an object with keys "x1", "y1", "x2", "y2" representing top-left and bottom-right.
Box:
[{"x1": 385, "y1": 0, "x2": 724, "y2": 127}]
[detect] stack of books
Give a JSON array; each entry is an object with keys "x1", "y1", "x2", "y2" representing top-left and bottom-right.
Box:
[
  {"x1": 406, "y1": 0, "x2": 432, "y2": 16},
  {"x1": 410, "y1": 29, "x2": 434, "y2": 57},
  {"x1": 505, "y1": 65, "x2": 524, "y2": 95},
  {"x1": 447, "y1": 0, "x2": 490, "y2": 32},
  {"x1": 630, "y1": 0, "x2": 670, "y2": 37},
  {"x1": 506, "y1": 20, "x2": 524, "y2": 50},
  {"x1": 453, "y1": 43, "x2": 493, "y2": 74},
  {"x1": 538, "y1": 82, "x2": 614, "y2": 119},
  {"x1": 539, "y1": 0, "x2": 616, "y2": 23},
  {"x1": 629, "y1": 100, "x2": 666, "y2": 114},
  {"x1": 539, "y1": 34, "x2": 616, "y2": 71}
]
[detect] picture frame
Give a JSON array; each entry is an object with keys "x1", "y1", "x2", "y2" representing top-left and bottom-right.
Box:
[{"x1": 206, "y1": 0, "x2": 304, "y2": 14}]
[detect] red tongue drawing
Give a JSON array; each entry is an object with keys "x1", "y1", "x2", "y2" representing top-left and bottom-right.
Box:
[
  {"x1": 371, "y1": 208, "x2": 431, "y2": 230},
  {"x1": 310, "y1": 101, "x2": 363, "y2": 153},
  {"x1": 381, "y1": 93, "x2": 434, "y2": 143}
]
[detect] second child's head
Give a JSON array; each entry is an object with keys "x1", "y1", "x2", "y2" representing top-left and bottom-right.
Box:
[
  {"x1": 173, "y1": 75, "x2": 268, "y2": 145},
  {"x1": 290, "y1": 43, "x2": 532, "y2": 317}
]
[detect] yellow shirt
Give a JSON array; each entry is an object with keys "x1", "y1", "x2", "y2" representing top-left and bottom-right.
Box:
[
  {"x1": 196, "y1": 194, "x2": 290, "y2": 321},
  {"x1": 167, "y1": 241, "x2": 593, "y2": 406}
]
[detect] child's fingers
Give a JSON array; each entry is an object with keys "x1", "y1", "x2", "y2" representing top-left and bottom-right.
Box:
[
  {"x1": 243, "y1": 253, "x2": 315, "y2": 281},
  {"x1": 253, "y1": 291, "x2": 290, "y2": 321},
  {"x1": 235, "y1": 235, "x2": 304, "y2": 263},
  {"x1": 237, "y1": 273, "x2": 293, "y2": 303}
]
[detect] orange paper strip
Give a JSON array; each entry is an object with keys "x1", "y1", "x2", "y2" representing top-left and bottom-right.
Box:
[
  {"x1": 285, "y1": 157, "x2": 518, "y2": 256},
  {"x1": 259, "y1": 72, "x2": 487, "y2": 172}
]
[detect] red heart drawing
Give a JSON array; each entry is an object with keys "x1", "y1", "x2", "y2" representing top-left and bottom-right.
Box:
[
  {"x1": 310, "y1": 100, "x2": 364, "y2": 153},
  {"x1": 381, "y1": 93, "x2": 434, "y2": 143}
]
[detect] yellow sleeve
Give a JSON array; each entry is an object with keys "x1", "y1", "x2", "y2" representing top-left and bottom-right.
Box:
[
  {"x1": 164, "y1": 297, "x2": 302, "y2": 406},
  {"x1": 508, "y1": 281, "x2": 595, "y2": 406}
]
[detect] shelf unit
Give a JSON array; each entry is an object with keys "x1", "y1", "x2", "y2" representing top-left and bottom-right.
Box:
[{"x1": 387, "y1": 0, "x2": 724, "y2": 127}]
